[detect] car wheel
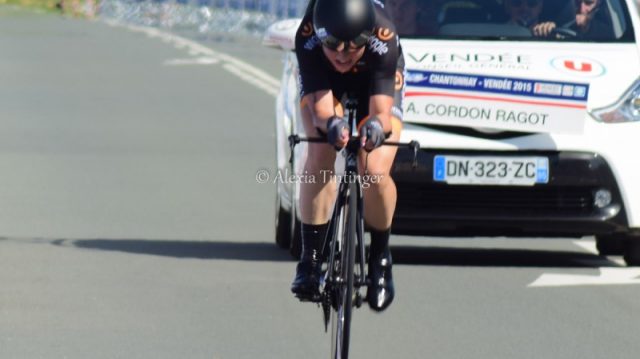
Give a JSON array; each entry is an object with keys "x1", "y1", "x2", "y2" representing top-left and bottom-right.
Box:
[
  {"x1": 288, "y1": 182, "x2": 302, "y2": 259},
  {"x1": 595, "y1": 234, "x2": 626, "y2": 256},
  {"x1": 275, "y1": 192, "x2": 292, "y2": 249},
  {"x1": 275, "y1": 176, "x2": 295, "y2": 249},
  {"x1": 624, "y1": 234, "x2": 640, "y2": 267}
]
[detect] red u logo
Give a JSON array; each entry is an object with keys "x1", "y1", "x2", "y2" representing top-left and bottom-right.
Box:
[{"x1": 564, "y1": 60, "x2": 592, "y2": 72}]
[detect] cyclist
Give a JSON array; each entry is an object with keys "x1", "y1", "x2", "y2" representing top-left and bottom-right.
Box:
[{"x1": 290, "y1": 0, "x2": 405, "y2": 312}]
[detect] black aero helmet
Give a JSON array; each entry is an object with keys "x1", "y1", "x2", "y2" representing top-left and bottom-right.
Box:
[{"x1": 313, "y1": 0, "x2": 375, "y2": 50}]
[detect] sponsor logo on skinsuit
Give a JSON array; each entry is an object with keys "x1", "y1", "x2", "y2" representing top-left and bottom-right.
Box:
[
  {"x1": 395, "y1": 71, "x2": 404, "y2": 90},
  {"x1": 304, "y1": 36, "x2": 321, "y2": 51},
  {"x1": 301, "y1": 22, "x2": 314, "y2": 37},
  {"x1": 377, "y1": 27, "x2": 395, "y2": 41},
  {"x1": 368, "y1": 36, "x2": 389, "y2": 55}
]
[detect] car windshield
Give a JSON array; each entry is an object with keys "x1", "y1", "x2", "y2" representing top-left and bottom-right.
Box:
[{"x1": 383, "y1": 0, "x2": 635, "y2": 42}]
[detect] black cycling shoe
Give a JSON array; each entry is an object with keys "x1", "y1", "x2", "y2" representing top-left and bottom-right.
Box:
[
  {"x1": 367, "y1": 251, "x2": 394, "y2": 311},
  {"x1": 291, "y1": 223, "x2": 328, "y2": 302},
  {"x1": 291, "y1": 259, "x2": 322, "y2": 301}
]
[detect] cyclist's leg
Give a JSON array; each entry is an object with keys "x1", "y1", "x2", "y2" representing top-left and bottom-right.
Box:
[
  {"x1": 291, "y1": 92, "x2": 341, "y2": 298},
  {"x1": 357, "y1": 125, "x2": 400, "y2": 230},
  {"x1": 357, "y1": 119, "x2": 400, "y2": 311},
  {"x1": 356, "y1": 70, "x2": 404, "y2": 311},
  {"x1": 357, "y1": 70, "x2": 404, "y2": 232},
  {"x1": 298, "y1": 94, "x2": 341, "y2": 225},
  {"x1": 357, "y1": 121, "x2": 401, "y2": 251}
]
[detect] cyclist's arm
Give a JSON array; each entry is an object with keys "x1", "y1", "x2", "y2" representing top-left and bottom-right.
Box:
[
  {"x1": 367, "y1": 94, "x2": 394, "y2": 134},
  {"x1": 301, "y1": 90, "x2": 340, "y2": 132},
  {"x1": 294, "y1": 16, "x2": 337, "y2": 132},
  {"x1": 367, "y1": 19, "x2": 401, "y2": 135},
  {"x1": 368, "y1": 58, "x2": 398, "y2": 134}
]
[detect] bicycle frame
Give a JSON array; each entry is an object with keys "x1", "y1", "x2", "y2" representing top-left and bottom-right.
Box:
[
  {"x1": 287, "y1": 97, "x2": 420, "y2": 359},
  {"x1": 324, "y1": 98, "x2": 368, "y2": 307}
]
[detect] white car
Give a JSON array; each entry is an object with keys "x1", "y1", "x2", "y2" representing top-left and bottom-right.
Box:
[{"x1": 264, "y1": 0, "x2": 640, "y2": 266}]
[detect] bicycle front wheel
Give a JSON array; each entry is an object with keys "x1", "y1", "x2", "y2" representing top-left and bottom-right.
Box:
[{"x1": 330, "y1": 181, "x2": 358, "y2": 359}]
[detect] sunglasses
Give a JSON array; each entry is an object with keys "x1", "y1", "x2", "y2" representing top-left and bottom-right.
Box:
[
  {"x1": 509, "y1": 0, "x2": 541, "y2": 8},
  {"x1": 318, "y1": 31, "x2": 372, "y2": 53}
]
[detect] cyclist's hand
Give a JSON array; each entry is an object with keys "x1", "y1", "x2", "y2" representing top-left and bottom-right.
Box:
[
  {"x1": 327, "y1": 116, "x2": 350, "y2": 150},
  {"x1": 359, "y1": 117, "x2": 385, "y2": 152}
]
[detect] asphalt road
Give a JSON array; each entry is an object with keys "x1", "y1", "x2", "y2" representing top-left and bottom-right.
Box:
[{"x1": 1, "y1": 6, "x2": 640, "y2": 359}]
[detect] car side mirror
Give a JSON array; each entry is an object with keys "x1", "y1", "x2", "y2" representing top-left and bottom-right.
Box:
[{"x1": 262, "y1": 18, "x2": 302, "y2": 51}]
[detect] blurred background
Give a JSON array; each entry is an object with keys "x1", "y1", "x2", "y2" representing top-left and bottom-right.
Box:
[{"x1": 1, "y1": 0, "x2": 308, "y2": 36}]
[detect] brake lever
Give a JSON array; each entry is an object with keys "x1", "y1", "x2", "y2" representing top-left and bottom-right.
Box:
[{"x1": 409, "y1": 140, "x2": 420, "y2": 170}]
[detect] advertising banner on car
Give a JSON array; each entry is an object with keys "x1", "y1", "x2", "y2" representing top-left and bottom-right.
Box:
[{"x1": 403, "y1": 70, "x2": 590, "y2": 134}]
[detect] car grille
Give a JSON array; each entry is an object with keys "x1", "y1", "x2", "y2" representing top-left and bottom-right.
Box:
[{"x1": 397, "y1": 184, "x2": 596, "y2": 216}]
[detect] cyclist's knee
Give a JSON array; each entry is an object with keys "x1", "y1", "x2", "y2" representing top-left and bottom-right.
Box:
[
  {"x1": 359, "y1": 150, "x2": 396, "y2": 176},
  {"x1": 363, "y1": 173, "x2": 395, "y2": 194},
  {"x1": 306, "y1": 143, "x2": 336, "y2": 170}
]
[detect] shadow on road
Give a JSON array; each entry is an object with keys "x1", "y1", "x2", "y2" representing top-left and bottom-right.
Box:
[
  {"x1": 50, "y1": 238, "x2": 622, "y2": 268},
  {"x1": 59, "y1": 239, "x2": 293, "y2": 262},
  {"x1": 391, "y1": 245, "x2": 622, "y2": 268}
]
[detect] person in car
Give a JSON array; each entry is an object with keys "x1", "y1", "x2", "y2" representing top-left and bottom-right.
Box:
[
  {"x1": 532, "y1": 0, "x2": 614, "y2": 39},
  {"x1": 504, "y1": 0, "x2": 545, "y2": 27},
  {"x1": 290, "y1": 0, "x2": 405, "y2": 312},
  {"x1": 385, "y1": 0, "x2": 439, "y2": 36}
]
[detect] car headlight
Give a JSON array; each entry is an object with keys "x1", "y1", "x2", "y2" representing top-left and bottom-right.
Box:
[{"x1": 591, "y1": 78, "x2": 640, "y2": 123}]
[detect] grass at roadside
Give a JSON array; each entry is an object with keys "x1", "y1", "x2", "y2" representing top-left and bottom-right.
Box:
[
  {"x1": 0, "y1": 0, "x2": 60, "y2": 12},
  {"x1": 0, "y1": 0, "x2": 97, "y2": 17}
]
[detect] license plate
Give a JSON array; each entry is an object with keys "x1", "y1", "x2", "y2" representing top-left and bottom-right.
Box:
[{"x1": 433, "y1": 155, "x2": 549, "y2": 186}]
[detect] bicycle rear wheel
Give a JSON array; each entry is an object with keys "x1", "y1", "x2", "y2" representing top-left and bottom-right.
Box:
[{"x1": 330, "y1": 181, "x2": 357, "y2": 359}]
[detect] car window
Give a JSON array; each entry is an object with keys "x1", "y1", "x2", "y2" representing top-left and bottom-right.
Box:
[{"x1": 384, "y1": 0, "x2": 635, "y2": 42}]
